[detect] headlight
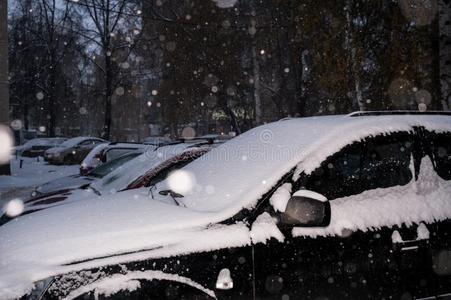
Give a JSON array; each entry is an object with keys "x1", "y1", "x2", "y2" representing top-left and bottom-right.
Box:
[{"x1": 53, "y1": 152, "x2": 60, "y2": 157}]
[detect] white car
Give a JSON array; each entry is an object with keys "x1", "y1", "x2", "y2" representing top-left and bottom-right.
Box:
[
  {"x1": 80, "y1": 142, "x2": 153, "y2": 175},
  {"x1": 3, "y1": 142, "x2": 214, "y2": 218}
]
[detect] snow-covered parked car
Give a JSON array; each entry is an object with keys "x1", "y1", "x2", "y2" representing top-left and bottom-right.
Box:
[
  {"x1": 2, "y1": 142, "x2": 214, "y2": 220},
  {"x1": 14, "y1": 137, "x2": 66, "y2": 157},
  {"x1": 44, "y1": 137, "x2": 107, "y2": 165},
  {"x1": 1, "y1": 112, "x2": 451, "y2": 300},
  {"x1": 32, "y1": 151, "x2": 144, "y2": 197},
  {"x1": 80, "y1": 142, "x2": 155, "y2": 175}
]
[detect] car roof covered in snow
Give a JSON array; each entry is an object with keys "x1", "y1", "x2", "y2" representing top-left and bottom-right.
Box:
[
  {"x1": 156, "y1": 113, "x2": 451, "y2": 215},
  {"x1": 60, "y1": 136, "x2": 105, "y2": 147}
]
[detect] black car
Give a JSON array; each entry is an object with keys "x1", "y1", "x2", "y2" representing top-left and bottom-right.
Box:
[
  {"x1": 17, "y1": 138, "x2": 66, "y2": 157},
  {"x1": 1, "y1": 113, "x2": 450, "y2": 300}
]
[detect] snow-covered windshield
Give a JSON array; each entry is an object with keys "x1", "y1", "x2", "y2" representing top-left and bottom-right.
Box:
[{"x1": 90, "y1": 144, "x2": 190, "y2": 194}]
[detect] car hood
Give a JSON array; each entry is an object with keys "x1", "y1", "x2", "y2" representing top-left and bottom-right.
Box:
[
  {"x1": 36, "y1": 175, "x2": 95, "y2": 195},
  {"x1": 0, "y1": 189, "x2": 250, "y2": 299}
]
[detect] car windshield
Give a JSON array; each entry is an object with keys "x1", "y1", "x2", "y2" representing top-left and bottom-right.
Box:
[
  {"x1": 60, "y1": 138, "x2": 85, "y2": 148},
  {"x1": 90, "y1": 143, "x2": 191, "y2": 194},
  {"x1": 89, "y1": 152, "x2": 142, "y2": 178}
]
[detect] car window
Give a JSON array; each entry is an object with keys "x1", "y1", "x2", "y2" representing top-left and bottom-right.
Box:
[
  {"x1": 105, "y1": 148, "x2": 138, "y2": 161},
  {"x1": 360, "y1": 133, "x2": 413, "y2": 191},
  {"x1": 79, "y1": 140, "x2": 93, "y2": 146},
  {"x1": 93, "y1": 139, "x2": 104, "y2": 145},
  {"x1": 430, "y1": 132, "x2": 451, "y2": 181},
  {"x1": 89, "y1": 152, "x2": 141, "y2": 178},
  {"x1": 303, "y1": 132, "x2": 413, "y2": 200},
  {"x1": 303, "y1": 142, "x2": 363, "y2": 200}
]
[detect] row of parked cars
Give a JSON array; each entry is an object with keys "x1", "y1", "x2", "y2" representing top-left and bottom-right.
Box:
[
  {"x1": 15, "y1": 136, "x2": 176, "y2": 165},
  {"x1": 1, "y1": 112, "x2": 451, "y2": 300}
]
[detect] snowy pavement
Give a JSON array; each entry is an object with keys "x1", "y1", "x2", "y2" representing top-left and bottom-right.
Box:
[{"x1": 0, "y1": 156, "x2": 79, "y2": 206}]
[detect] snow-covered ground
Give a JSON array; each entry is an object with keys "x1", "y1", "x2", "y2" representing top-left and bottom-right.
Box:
[{"x1": 0, "y1": 156, "x2": 79, "y2": 206}]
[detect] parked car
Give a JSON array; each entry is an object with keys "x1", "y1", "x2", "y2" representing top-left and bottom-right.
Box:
[
  {"x1": 1, "y1": 142, "x2": 215, "y2": 220},
  {"x1": 1, "y1": 113, "x2": 450, "y2": 300},
  {"x1": 14, "y1": 137, "x2": 66, "y2": 157},
  {"x1": 32, "y1": 151, "x2": 144, "y2": 197},
  {"x1": 80, "y1": 142, "x2": 154, "y2": 175},
  {"x1": 44, "y1": 136, "x2": 107, "y2": 165}
]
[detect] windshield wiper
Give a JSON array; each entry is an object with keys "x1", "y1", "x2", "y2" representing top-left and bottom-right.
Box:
[
  {"x1": 159, "y1": 189, "x2": 185, "y2": 207},
  {"x1": 148, "y1": 185, "x2": 156, "y2": 199},
  {"x1": 89, "y1": 185, "x2": 102, "y2": 196}
]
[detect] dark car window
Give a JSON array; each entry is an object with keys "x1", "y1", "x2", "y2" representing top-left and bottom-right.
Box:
[
  {"x1": 360, "y1": 133, "x2": 413, "y2": 191},
  {"x1": 303, "y1": 132, "x2": 413, "y2": 200},
  {"x1": 105, "y1": 148, "x2": 139, "y2": 162},
  {"x1": 79, "y1": 140, "x2": 94, "y2": 146},
  {"x1": 304, "y1": 142, "x2": 363, "y2": 200},
  {"x1": 430, "y1": 132, "x2": 451, "y2": 181},
  {"x1": 89, "y1": 152, "x2": 141, "y2": 178}
]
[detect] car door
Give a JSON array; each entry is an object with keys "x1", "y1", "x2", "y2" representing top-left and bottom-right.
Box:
[
  {"x1": 40, "y1": 239, "x2": 254, "y2": 300},
  {"x1": 252, "y1": 131, "x2": 435, "y2": 299},
  {"x1": 422, "y1": 130, "x2": 451, "y2": 298}
]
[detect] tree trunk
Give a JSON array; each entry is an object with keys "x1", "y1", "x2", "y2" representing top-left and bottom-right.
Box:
[
  {"x1": 0, "y1": 0, "x2": 10, "y2": 175},
  {"x1": 47, "y1": 70, "x2": 57, "y2": 137},
  {"x1": 103, "y1": 55, "x2": 113, "y2": 140},
  {"x1": 250, "y1": 2, "x2": 262, "y2": 125},
  {"x1": 251, "y1": 38, "x2": 262, "y2": 125}
]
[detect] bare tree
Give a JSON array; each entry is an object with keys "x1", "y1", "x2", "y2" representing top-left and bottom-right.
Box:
[{"x1": 70, "y1": 0, "x2": 139, "y2": 140}]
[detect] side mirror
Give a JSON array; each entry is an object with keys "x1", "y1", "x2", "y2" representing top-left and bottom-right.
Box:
[{"x1": 280, "y1": 190, "x2": 330, "y2": 227}]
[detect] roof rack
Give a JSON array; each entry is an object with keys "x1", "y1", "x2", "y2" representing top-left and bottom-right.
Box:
[
  {"x1": 348, "y1": 110, "x2": 451, "y2": 117},
  {"x1": 108, "y1": 142, "x2": 145, "y2": 145}
]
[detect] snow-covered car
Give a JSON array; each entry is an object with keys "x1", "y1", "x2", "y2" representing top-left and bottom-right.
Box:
[
  {"x1": 80, "y1": 142, "x2": 154, "y2": 175},
  {"x1": 2, "y1": 142, "x2": 214, "y2": 219},
  {"x1": 32, "y1": 151, "x2": 144, "y2": 197},
  {"x1": 1, "y1": 113, "x2": 451, "y2": 300},
  {"x1": 14, "y1": 137, "x2": 66, "y2": 157},
  {"x1": 44, "y1": 137, "x2": 107, "y2": 165}
]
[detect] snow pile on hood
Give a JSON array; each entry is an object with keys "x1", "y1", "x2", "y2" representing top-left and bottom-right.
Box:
[{"x1": 0, "y1": 189, "x2": 251, "y2": 299}]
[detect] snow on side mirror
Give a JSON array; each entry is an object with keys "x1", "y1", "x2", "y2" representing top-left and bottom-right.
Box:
[{"x1": 280, "y1": 190, "x2": 331, "y2": 227}]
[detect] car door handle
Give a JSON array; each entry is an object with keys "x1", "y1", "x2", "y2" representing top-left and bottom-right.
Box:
[{"x1": 391, "y1": 223, "x2": 430, "y2": 251}]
